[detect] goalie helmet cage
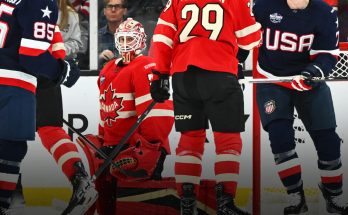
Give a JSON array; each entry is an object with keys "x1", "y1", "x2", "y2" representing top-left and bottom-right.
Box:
[{"x1": 251, "y1": 42, "x2": 348, "y2": 215}]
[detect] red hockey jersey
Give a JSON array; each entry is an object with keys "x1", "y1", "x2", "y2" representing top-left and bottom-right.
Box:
[
  {"x1": 151, "y1": 0, "x2": 262, "y2": 75},
  {"x1": 98, "y1": 56, "x2": 174, "y2": 153}
]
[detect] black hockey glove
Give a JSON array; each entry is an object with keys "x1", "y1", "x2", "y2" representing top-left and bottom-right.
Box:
[
  {"x1": 301, "y1": 65, "x2": 324, "y2": 89},
  {"x1": 237, "y1": 63, "x2": 245, "y2": 91},
  {"x1": 57, "y1": 59, "x2": 81, "y2": 88},
  {"x1": 150, "y1": 70, "x2": 170, "y2": 103}
]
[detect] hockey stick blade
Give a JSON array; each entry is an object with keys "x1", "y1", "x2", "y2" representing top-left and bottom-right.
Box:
[
  {"x1": 93, "y1": 100, "x2": 157, "y2": 180},
  {"x1": 62, "y1": 119, "x2": 148, "y2": 179}
]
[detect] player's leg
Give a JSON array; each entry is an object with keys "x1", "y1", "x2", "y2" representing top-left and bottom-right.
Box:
[
  {"x1": 36, "y1": 81, "x2": 97, "y2": 214},
  {"x1": 256, "y1": 84, "x2": 308, "y2": 214},
  {"x1": 172, "y1": 71, "x2": 208, "y2": 215},
  {"x1": 203, "y1": 70, "x2": 249, "y2": 215},
  {"x1": 296, "y1": 84, "x2": 347, "y2": 214},
  {"x1": 0, "y1": 86, "x2": 35, "y2": 213}
]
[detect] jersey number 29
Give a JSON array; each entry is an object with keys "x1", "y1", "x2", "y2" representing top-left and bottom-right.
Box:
[{"x1": 180, "y1": 4, "x2": 223, "y2": 42}]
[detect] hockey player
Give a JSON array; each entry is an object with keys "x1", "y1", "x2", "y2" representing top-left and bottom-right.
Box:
[
  {"x1": 149, "y1": 0, "x2": 262, "y2": 214},
  {"x1": 0, "y1": 0, "x2": 79, "y2": 214},
  {"x1": 35, "y1": 14, "x2": 97, "y2": 215},
  {"x1": 253, "y1": 0, "x2": 347, "y2": 214},
  {"x1": 79, "y1": 18, "x2": 174, "y2": 215}
]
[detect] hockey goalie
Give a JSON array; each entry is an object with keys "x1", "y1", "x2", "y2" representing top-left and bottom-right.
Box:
[{"x1": 76, "y1": 18, "x2": 174, "y2": 215}]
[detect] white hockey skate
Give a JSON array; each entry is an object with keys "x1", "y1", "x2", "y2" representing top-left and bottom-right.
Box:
[{"x1": 61, "y1": 161, "x2": 98, "y2": 215}]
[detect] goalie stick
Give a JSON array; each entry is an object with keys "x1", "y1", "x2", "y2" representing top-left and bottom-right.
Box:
[
  {"x1": 241, "y1": 76, "x2": 348, "y2": 84},
  {"x1": 62, "y1": 119, "x2": 148, "y2": 179},
  {"x1": 93, "y1": 100, "x2": 157, "y2": 180}
]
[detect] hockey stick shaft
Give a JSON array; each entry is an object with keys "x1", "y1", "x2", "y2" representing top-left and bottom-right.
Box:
[
  {"x1": 243, "y1": 77, "x2": 348, "y2": 83},
  {"x1": 62, "y1": 119, "x2": 146, "y2": 178},
  {"x1": 93, "y1": 100, "x2": 157, "y2": 180}
]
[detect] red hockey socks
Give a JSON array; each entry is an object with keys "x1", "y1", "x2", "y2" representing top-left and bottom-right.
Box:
[
  {"x1": 214, "y1": 132, "x2": 242, "y2": 197},
  {"x1": 38, "y1": 126, "x2": 82, "y2": 180},
  {"x1": 175, "y1": 130, "x2": 206, "y2": 196}
]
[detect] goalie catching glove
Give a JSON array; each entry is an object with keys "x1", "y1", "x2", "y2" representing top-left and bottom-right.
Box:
[{"x1": 109, "y1": 134, "x2": 166, "y2": 181}]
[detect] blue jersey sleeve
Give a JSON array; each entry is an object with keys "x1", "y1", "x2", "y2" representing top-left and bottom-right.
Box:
[
  {"x1": 16, "y1": 0, "x2": 63, "y2": 79},
  {"x1": 306, "y1": 5, "x2": 339, "y2": 76}
]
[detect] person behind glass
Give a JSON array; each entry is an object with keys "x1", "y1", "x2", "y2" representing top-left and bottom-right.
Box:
[
  {"x1": 150, "y1": 0, "x2": 262, "y2": 214},
  {"x1": 35, "y1": 0, "x2": 97, "y2": 214},
  {"x1": 69, "y1": 0, "x2": 90, "y2": 70},
  {"x1": 254, "y1": 0, "x2": 348, "y2": 214},
  {"x1": 98, "y1": 0, "x2": 127, "y2": 69}
]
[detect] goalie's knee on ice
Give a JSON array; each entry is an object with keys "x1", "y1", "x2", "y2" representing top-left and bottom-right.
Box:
[{"x1": 0, "y1": 139, "x2": 27, "y2": 162}]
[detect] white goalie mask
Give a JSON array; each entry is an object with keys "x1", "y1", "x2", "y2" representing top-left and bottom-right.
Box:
[{"x1": 115, "y1": 18, "x2": 147, "y2": 64}]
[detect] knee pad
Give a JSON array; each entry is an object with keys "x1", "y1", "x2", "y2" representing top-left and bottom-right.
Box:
[
  {"x1": 176, "y1": 130, "x2": 206, "y2": 157},
  {"x1": 267, "y1": 120, "x2": 295, "y2": 154},
  {"x1": 213, "y1": 132, "x2": 242, "y2": 155},
  {"x1": 309, "y1": 129, "x2": 341, "y2": 161},
  {"x1": 0, "y1": 140, "x2": 28, "y2": 162}
]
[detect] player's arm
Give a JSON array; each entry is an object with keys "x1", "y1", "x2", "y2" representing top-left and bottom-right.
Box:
[
  {"x1": 151, "y1": 0, "x2": 178, "y2": 74},
  {"x1": 16, "y1": 0, "x2": 65, "y2": 80},
  {"x1": 305, "y1": 8, "x2": 339, "y2": 78},
  {"x1": 50, "y1": 26, "x2": 67, "y2": 60},
  {"x1": 233, "y1": 0, "x2": 262, "y2": 50},
  {"x1": 131, "y1": 62, "x2": 174, "y2": 146}
]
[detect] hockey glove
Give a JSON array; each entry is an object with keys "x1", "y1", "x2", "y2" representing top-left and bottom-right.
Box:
[
  {"x1": 237, "y1": 63, "x2": 245, "y2": 91},
  {"x1": 58, "y1": 59, "x2": 81, "y2": 88},
  {"x1": 150, "y1": 70, "x2": 170, "y2": 103}
]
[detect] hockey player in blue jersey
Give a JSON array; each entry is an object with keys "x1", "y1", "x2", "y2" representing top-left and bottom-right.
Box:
[
  {"x1": 0, "y1": 0, "x2": 79, "y2": 214},
  {"x1": 254, "y1": 0, "x2": 347, "y2": 214}
]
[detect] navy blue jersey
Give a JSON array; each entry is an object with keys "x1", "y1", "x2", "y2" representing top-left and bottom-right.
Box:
[
  {"x1": 0, "y1": 0, "x2": 62, "y2": 93},
  {"x1": 254, "y1": 0, "x2": 339, "y2": 77}
]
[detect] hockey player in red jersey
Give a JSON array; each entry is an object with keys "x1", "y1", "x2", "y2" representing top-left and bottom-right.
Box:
[
  {"x1": 0, "y1": 0, "x2": 79, "y2": 214},
  {"x1": 149, "y1": 0, "x2": 262, "y2": 214},
  {"x1": 79, "y1": 18, "x2": 174, "y2": 215}
]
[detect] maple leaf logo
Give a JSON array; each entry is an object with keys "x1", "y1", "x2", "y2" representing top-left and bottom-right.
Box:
[{"x1": 100, "y1": 84, "x2": 123, "y2": 126}]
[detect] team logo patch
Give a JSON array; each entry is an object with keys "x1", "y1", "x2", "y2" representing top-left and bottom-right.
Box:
[
  {"x1": 264, "y1": 100, "x2": 276, "y2": 114},
  {"x1": 99, "y1": 84, "x2": 124, "y2": 126},
  {"x1": 270, "y1": 13, "x2": 283, "y2": 23}
]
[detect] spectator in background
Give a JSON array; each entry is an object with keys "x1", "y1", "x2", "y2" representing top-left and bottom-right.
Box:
[
  {"x1": 70, "y1": 0, "x2": 90, "y2": 69},
  {"x1": 59, "y1": 0, "x2": 83, "y2": 59},
  {"x1": 98, "y1": 0, "x2": 127, "y2": 69}
]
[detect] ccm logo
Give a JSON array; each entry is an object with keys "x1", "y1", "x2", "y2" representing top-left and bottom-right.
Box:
[{"x1": 175, "y1": 115, "x2": 192, "y2": 120}]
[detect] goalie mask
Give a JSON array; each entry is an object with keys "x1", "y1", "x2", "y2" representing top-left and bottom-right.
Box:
[{"x1": 115, "y1": 18, "x2": 147, "y2": 64}]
